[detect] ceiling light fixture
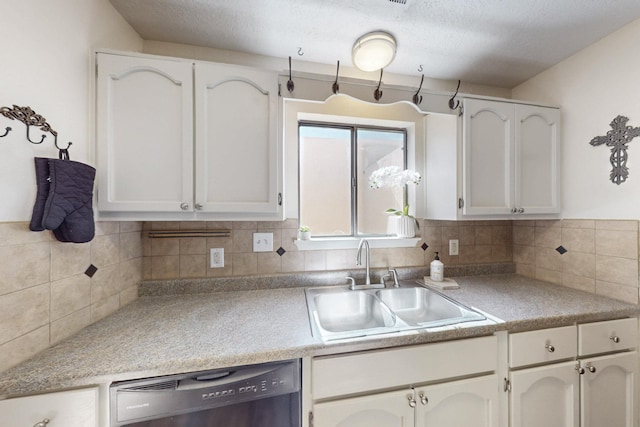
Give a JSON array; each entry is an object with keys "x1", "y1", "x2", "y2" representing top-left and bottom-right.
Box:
[{"x1": 352, "y1": 31, "x2": 397, "y2": 72}]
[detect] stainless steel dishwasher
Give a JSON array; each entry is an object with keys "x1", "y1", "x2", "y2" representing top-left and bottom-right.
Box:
[{"x1": 110, "y1": 359, "x2": 301, "y2": 427}]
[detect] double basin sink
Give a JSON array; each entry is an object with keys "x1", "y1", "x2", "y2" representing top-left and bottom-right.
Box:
[{"x1": 305, "y1": 281, "x2": 490, "y2": 341}]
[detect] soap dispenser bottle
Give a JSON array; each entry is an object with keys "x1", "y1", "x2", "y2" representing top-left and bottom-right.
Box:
[{"x1": 430, "y1": 252, "x2": 444, "y2": 282}]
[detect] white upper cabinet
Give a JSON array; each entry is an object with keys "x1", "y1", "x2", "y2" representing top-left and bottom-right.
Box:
[
  {"x1": 194, "y1": 62, "x2": 279, "y2": 214},
  {"x1": 462, "y1": 98, "x2": 560, "y2": 217},
  {"x1": 515, "y1": 104, "x2": 561, "y2": 215},
  {"x1": 96, "y1": 53, "x2": 194, "y2": 213},
  {"x1": 96, "y1": 51, "x2": 282, "y2": 220},
  {"x1": 425, "y1": 98, "x2": 560, "y2": 220},
  {"x1": 462, "y1": 98, "x2": 514, "y2": 216}
]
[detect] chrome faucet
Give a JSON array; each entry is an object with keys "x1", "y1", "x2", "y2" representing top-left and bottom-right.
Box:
[
  {"x1": 356, "y1": 238, "x2": 371, "y2": 285},
  {"x1": 383, "y1": 268, "x2": 400, "y2": 288}
]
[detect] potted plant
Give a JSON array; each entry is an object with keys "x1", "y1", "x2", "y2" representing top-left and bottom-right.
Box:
[
  {"x1": 298, "y1": 225, "x2": 311, "y2": 240},
  {"x1": 369, "y1": 166, "x2": 421, "y2": 238}
]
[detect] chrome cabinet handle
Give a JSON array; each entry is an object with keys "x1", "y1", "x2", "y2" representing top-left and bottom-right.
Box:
[
  {"x1": 518, "y1": 208, "x2": 525, "y2": 213},
  {"x1": 610, "y1": 335, "x2": 620, "y2": 343},
  {"x1": 587, "y1": 364, "x2": 596, "y2": 373},
  {"x1": 511, "y1": 208, "x2": 517, "y2": 213},
  {"x1": 419, "y1": 391, "x2": 428, "y2": 405},
  {"x1": 576, "y1": 364, "x2": 585, "y2": 375},
  {"x1": 180, "y1": 203, "x2": 189, "y2": 211},
  {"x1": 545, "y1": 343, "x2": 555, "y2": 353},
  {"x1": 33, "y1": 419, "x2": 49, "y2": 427},
  {"x1": 407, "y1": 394, "x2": 416, "y2": 408},
  {"x1": 195, "y1": 203, "x2": 203, "y2": 210}
]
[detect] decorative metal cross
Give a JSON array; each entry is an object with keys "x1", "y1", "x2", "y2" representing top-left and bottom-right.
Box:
[{"x1": 590, "y1": 115, "x2": 640, "y2": 185}]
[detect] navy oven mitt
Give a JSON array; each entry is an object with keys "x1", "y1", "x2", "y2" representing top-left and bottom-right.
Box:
[{"x1": 30, "y1": 157, "x2": 96, "y2": 243}]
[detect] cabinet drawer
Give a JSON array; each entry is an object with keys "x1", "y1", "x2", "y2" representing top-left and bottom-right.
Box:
[
  {"x1": 312, "y1": 336, "x2": 497, "y2": 400},
  {"x1": 509, "y1": 325, "x2": 576, "y2": 368},
  {"x1": 0, "y1": 387, "x2": 98, "y2": 426},
  {"x1": 578, "y1": 318, "x2": 638, "y2": 356}
]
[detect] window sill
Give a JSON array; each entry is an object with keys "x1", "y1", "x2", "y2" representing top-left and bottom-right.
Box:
[{"x1": 294, "y1": 236, "x2": 420, "y2": 251}]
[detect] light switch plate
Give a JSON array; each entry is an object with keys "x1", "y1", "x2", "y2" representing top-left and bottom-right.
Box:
[{"x1": 253, "y1": 232, "x2": 273, "y2": 252}]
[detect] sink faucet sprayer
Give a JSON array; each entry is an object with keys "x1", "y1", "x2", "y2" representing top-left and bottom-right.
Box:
[{"x1": 356, "y1": 239, "x2": 371, "y2": 285}]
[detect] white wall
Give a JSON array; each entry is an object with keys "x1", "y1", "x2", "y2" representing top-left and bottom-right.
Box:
[
  {"x1": 144, "y1": 40, "x2": 512, "y2": 100},
  {"x1": 0, "y1": 0, "x2": 142, "y2": 221},
  {"x1": 513, "y1": 17, "x2": 640, "y2": 219}
]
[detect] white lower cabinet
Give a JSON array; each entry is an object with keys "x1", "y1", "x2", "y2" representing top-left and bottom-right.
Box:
[
  {"x1": 580, "y1": 352, "x2": 637, "y2": 427},
  {"x1": 314, "y1": 374, "x2": 499, "y2": 427},
  {"x1": 313, "y1": 389, "x2": 414, "y2": 427},
  {"x1": 510, "y1": 360, "x2": 580, "y2": 427},
  {"x1": 415, "y1": 374, "x2": 499, "y2": 427},
  {"x1": 310, "y1": 336, "x2": 499, "y2": 427},
  {"x1": 508, "y1": 318, "x2": 639, "y2": 427},
  {"x1": 0, "y1": 387, "x2": 98, "y2": 427}
]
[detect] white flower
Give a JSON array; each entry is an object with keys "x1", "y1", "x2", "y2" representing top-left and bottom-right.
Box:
[{"x1": 369, "y1": 166, "x2": 421, "y2": 189}]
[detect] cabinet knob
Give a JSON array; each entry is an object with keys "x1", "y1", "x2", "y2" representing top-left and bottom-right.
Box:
[
  {"x1": 610, "y1": 335, "x2": 621, "y2": 343},
  {"x1": 195, "y1": 203, "x2": 203, "y2": 210},
  {"x1": 180, "y1": 203, "x2": 190, "y2": 211},
  {"x1": 511, "y1": 208, "x2": 517, "y2": 213},
  {"x1": 419, "y1": 391, "x2": 428, "y2": 405},
  {"x1": 407, "y1": 394, "x2": 416, "y2": 408},
  {"x1": 517, "y1": 208, "x2": 525, "y2": 213},
  {"x1": 33, "y1": 419, "x2": 49, "y2": 427},
  {"x1": 576, "y1": 363, "x2": 585, "y2": 375},
  {"x1": 545, "y1": 343, "x2": 555, "y2": 353},
  {"x1": 587, "y1": 364, "x2": 597, "y2": 373}
]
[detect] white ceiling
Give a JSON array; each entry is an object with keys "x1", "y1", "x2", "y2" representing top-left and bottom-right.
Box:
[{"x1": 109, "y1": 0, "x2": 640, "y2": 88}]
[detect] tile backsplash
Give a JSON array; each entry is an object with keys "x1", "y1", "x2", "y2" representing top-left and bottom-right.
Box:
[
  {"x1": 141, "y1": 219, "x2": 514, "y2": 280},
  {"x1": 514, "y1": 220, "x2": 640, "y2": 304},
  {"x1": 0, "y1": 222, "x2": 142, "y2": 372}
]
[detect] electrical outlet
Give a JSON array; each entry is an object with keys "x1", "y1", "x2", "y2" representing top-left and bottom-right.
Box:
[
  {"x1": 449, "y1": 239, "x2": 459, "y2": 256},
  {"x1": 210, "y1": 248, "x2": 224, "y2": 268},
  {"x1": 253, "y1": 232, "x2": 274, "y2": 252}
]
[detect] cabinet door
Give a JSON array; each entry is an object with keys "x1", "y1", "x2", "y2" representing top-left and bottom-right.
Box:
[
  {"x1": 515, "y1": 105, "x2": 560, "y2": 214},
  {"x1": 580, "y1": 352, "x2": 637, "y2": 427},
  {"x1": 0, "y1": 387, "x2": 98, "y2": 426},
  {"x1": 415, "y1": 374, "x2": 499, "y2": 427},
  {"x1": 510, "y1": 360, "x2": 579, "y2": 427},
  {"x1": 313, "y1": 389, "x2": 414, "y2": 427},
  {"x1": 96, "y1": 53, "x2": 194, "y2": 212},
  {"x1": 462, "y1": 98, "x2": 514, "y2": 215},
  {"x1": 195, "y1": 62, "x2": 280, "y2": 216}
]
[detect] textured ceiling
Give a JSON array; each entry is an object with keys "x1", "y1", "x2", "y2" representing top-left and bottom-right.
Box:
[{"x1": 109, "y1": 0, "x2": 640, "y2": 88}]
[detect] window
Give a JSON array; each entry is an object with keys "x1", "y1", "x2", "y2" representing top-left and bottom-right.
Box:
[{"x1": 298, "y1": 122, "x2": 407, "y2": 237}]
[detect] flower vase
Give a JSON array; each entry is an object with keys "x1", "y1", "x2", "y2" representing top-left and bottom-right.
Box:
[{"x1": 388, "y1": 216, "x2": 415, "y2": 238}]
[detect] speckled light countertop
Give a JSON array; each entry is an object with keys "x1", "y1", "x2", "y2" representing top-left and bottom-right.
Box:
[{"x1": 0, "y1": 273, "x2": 638, "y2": 399}]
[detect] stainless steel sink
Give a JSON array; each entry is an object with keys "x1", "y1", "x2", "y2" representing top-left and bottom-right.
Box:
[
  {"x1": 313, "y1": 291, "x2": 396, "y2": 332},
  {"x1": 305, "y1": 282, "x2": 490, "y2": 341},
  {"x1": 376, "y1": 287, "x2": 486, "y2": 328}
]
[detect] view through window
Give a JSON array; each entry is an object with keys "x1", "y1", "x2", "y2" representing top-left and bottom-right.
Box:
[{"x1": 298, "y1": 123, "x2": 407, "y2": 237}]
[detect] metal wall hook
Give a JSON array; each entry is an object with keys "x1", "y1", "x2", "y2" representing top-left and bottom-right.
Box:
[
  {"x1": 449, "y1": 79, "x2": 461, "y2": 110},
  {"x1": 287, "y1": 56, "x2": 295, "y2": 93},
  {"x1": 26, "y1": 125, "x2": 47, "y2": 144},
  {"x1": 374, "y1": 69, "x2": 384, "y2": 101},
  {"x1": 0, "y1": 126, "x2": 11, "y2": 137},
  {"x1": 412, "y1": 74, "x2": 424, "y2": 105},
  {"x1": 418, "y1": 64, "x2": 423, "y2": 73},
  {"x1": 0, "y1": 104, "x2": 72, "y2": 156},
  {"x1": 332, "y1": 60, "x2": 340, "y2": 94},
  {"x1": 297, "y1": 47, "x2": 304, "y2": 56}
]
